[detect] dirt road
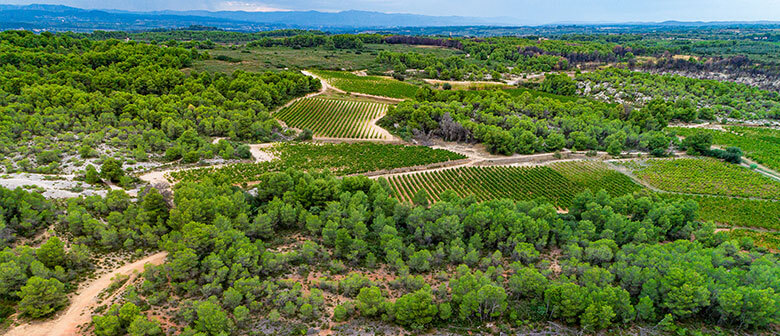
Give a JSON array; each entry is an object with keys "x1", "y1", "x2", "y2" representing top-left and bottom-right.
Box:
[{"x1": 5, "y1": 252, "x2": 168, "y2": 336}]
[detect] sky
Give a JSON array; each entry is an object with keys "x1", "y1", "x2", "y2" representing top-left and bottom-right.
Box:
[{"x1": 4, "y1": 0, "x2": 780, "y2": 25}]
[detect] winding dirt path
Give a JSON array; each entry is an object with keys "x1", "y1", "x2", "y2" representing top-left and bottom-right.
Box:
[
  {"x1": 274, "y1": 71, "x2": 331, "y2": 115},
  {"x1": 5, "y1": 252, "x2": 168, "y2": 336}
]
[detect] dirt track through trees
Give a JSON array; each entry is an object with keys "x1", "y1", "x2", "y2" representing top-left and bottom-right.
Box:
[{"x1": 5, "y1": 252, "x2": 168, "y2": 336}]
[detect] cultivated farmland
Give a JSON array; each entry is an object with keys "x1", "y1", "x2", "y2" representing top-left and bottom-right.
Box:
[
  {"x1": 386, "y1": 161, "x2": 642, "y2": 207},
  {"x1": 662, "y1": 194, "x2": 780, "y2": 230},
  {"x1": 671, "y1": 126, "x2": 780, "y2": 171},
  {"x1": 621, "y1": 158, "x2": 780, "y2": 199},
  {"x1": 171, "y1": 142, "x2": 466, "y2": 184},
  {"x1": 312, "y1": 70, "x2": 419, "y2": 99},
  {"x1": 549, "y1": 161, "x2": 642, "y2": 196},
  {"x1": 275, "y1": 98, "x2": 390, "y2": 139}
]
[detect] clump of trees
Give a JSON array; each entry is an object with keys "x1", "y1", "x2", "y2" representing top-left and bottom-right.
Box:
[
  {"x1": 381, "y1": 89, "x2": 674, "y2": 156},
  {"x1": 0, "y1": 30, "x2": 320, "y2": 174},
  {"x1": 0, "y1": 186, "x2": 57, "y2": 247},
  {"x1": 247, "y1": 34, "x2": 373, "y2": 50},
  {"x1": 681, "y1": 132, "x2": 743, "y2": 164},
  {"x1": 539, "y1": 73, "x2": 577, "y2": 96}
]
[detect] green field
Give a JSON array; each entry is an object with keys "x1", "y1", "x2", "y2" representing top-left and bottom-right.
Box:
[
  {"x1": 312, "y1": 70, "x2": 420, "y2": 99},
  {"x1": 622, "y1": 158, "x2": 780, "y2": 199},
  {"x1": 671, "y1": 126, "x2": 780, "y2": 171},
  {"x1": 549, "y1": 161, "x2": 642, "y2": 195},
  {"x1": 171, "y1": 142, "x2": 466, "y2": 184},
  {"x1": 723, "y1": 229, "x2": 780, "y2": 251},
  {"x1": 275, "y1": 98, "x2": 390, "y2": 139},
  {"x1": 662, "y1": 194, "x2": 780, "y2": 230},
  {"x1": 190, "y1": 44, "x2": 460, "y2": 74},
  {"x1": 386, "y1": 161, "x2": 642, "y2": 208}
]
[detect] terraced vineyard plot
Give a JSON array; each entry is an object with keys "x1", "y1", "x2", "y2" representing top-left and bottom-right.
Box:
[
  {"x1": 171, "y1": 142, "x2": 466, "y2": 184},
  {"x1": 549, "y1": 161, "x2": 643, "y2": 196},
  {"x1": 662, "y1": 194, "x2": 780, "y2": 230},
  {"x1": 387, "y1": 161, "x2": 642, "y2": 208},
  {"x1": 723, "y1": 229, "x2": 780, "y2": 251},
  {"x1": 275, "y1": 98, "x2": 389, "y2": 139},
  {"x1": 312, "y1": 70, "x2": 419, "y2": 99},
  {"x1": 671, "y1": 126, "x2": 780, "y2": 171},
  {"x1": 622, "y1": 158, "x2": 780, "y2": 199}
]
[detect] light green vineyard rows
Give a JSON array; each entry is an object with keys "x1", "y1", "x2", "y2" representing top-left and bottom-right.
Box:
[
  {"x1": 311, "y1": 70, "x2": 419, "y2": 99},
  {"x1": 171, "y1": 142, "x2": 466, "y2": 184},
  {"x1": 662, "y1": 194, "x2": 780, "y2": 231},
  {"x1": 627, "y1": 158, "x2": 780, "y2": 199},
  {"x1": 386, "y1": 161, "x2": 642, "y2": 208},
  {"x1": 671, "y1": 126, "x2": 780, "y2": 171},
  {"x1": 275, "y1": 98, "x2": 389, "y2": 139}
]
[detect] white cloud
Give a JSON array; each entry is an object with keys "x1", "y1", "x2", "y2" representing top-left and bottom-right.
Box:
[{"x1": 214, "y1": 1, "x2": 290, "y2": 12}]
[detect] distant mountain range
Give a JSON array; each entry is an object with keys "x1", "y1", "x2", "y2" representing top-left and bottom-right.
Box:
[
  {"x1": 0, "y1": 4, "x2": 516, "y2": 32},
  {"x1": 2, "y1": 4, "x2": 780, "y2": 34}
]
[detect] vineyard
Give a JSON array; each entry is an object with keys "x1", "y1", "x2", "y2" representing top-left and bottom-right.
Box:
[
  {"x1": 662, "y1": 194, "x2": 780, "y2": 230},
  {"x1": 549, "y1": 161, "x2": 642, "y2": 196},
  {"x1": 386, "y1": 161, "x2": 642, "y2": 208},
  {"x1": 170, "y1": 142, "x2": 466, "y2": 184},
  {"x1": 723, "y1": 229, "x2": 780, "y2": 251},
  {"x1": 671, "y1": 126, "x2": 780, "y2": 171},
  {"x1": 622, "y1": 158, "x2": 780, "y2": 199},
  {"x1": 312, "y1": 70, "x2": 419, "y2": 99},
  {"x1": 274, "y1": 98, "x2": 390, "y2": 139}
]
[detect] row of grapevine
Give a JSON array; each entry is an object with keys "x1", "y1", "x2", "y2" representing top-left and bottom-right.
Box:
[
  {"x1": 171, "y1": 142, "x2": 466, "y2": 184},
  {"x1": 275, "y1": 98, "x2": 390, "y2": 139},
  {"x1": 671, "y1": 126, "x2": 780, "y2": 171},
  {"x1": 623, "y1": 158, "x2": 780, "y2": 199},
  {"x1": 662, "y1": 194, "x2": 780, "y2": 231},
  {"x1": 386, "y1": 161, "x2": 643, "y2": 208},
  {"x1": 311, "y1": 70, "x2": 419, "y2": 99},
  {"x1": 724, "y1": 229, "x2": 780, "y2": 251},
  {"x1": 548, "y1": 161, "x2": 642, "y2": 197}
]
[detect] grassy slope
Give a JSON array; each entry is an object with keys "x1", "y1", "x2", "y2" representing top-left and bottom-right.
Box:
[{"x1": 191, "y1": 44, "x2": 461, "y2": 74}]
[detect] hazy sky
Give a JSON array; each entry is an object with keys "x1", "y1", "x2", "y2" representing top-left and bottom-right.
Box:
[{"x1": 5, "y1": 0, "x2": 780, "y2": 24}]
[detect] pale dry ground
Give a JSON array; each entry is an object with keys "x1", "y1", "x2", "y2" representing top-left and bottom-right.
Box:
[
  {"x1": 0, "y1": 173, "x2": 108, "y2": 199},
  {"x1": 248, "y1": 143, "x2": 278, "y2": 162},
  {"x1": 364, "y1": 109, "x2": 396, "y2": 140},
  {"x1": 137, "y1": 144, "x2": 279, "y2": 186},
  {"x1": 5, "y1": 252, "x2": 168, "y2": 336},
  {"x1": 422, "y1": 78, "x2": 510, "y2": 88},
  {"x1": 137, "y1": 167, "x2": 192, "y2": 186}
]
